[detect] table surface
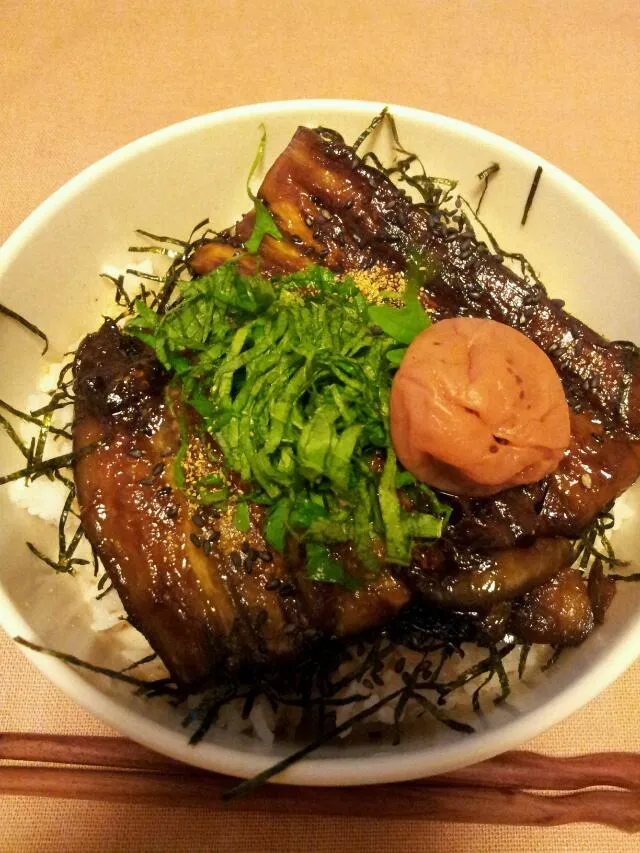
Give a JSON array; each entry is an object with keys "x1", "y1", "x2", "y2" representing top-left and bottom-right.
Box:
[{"x1": 1, "y1": 1, "x2": 639, "y2": 851}]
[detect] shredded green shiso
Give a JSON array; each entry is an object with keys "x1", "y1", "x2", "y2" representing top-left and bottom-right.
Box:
[
  {"x1": 243, "y1": 123, "x2": 284, "y2": 254},
  {"x1": 126, "y1": 261, "x2": 449, "y2": 587}
]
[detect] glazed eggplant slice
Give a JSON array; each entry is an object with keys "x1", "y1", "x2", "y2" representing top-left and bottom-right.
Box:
[
  {"x1": 510, "y1": 568, "x2": 595, "y2": 646},
  {"x1": 587, "y1": 558, "x2": 617, "y2": 625},
  {"x1": 72, "y1": 323, "x2": 409, "y2": 688},
  {"x1": 402, "y1": 537, "x2": 573, "y2": 610},
  {"x1": 448, "y1": 409, "x2": 640, "y2": 549}
]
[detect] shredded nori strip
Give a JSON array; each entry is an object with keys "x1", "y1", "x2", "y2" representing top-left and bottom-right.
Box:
[
  {"x1": 0, "y1": 411, "x2": 31, "y2": 459},
  {"x1": 13, "y1": 636, "x2": 179, "y2": 696},
  {"x1": 26, "y1": 542, "x2": 71, "y2": 574},
  {"x1": 223, "y1": 687, "x2": 406, "y2": 799},
  {"x1": 186, "y1": 684, "x2": 242, "y2": 745},
  {"x1": 32, "y1": 410, "x2": 53, "y2": 481},
  {"x1": 127, "y1": 245, "x2": 180, "y2": 258},
  {"x1": 0, "y1": 399, "x2": 72, "y2": 440},
  {"x1": 100, "y1": 272, "x2": 133, "y2": 312},
  {"x1": 0, "y1": 449, "x2": 84, "y2": 486},
  {"x1": 154, "y1": 217, "x2": 212, "y2": 313},
  {"x1": 476, "y1": 162, "x2": 500, "y2": 214},
  {"x1": 120, "y1": 652, "x2": 159, "y2": 673},
  {"x1": 541, "y1": 646, "x2": 565, "y2": 672},
  {"x1": 95, "y1": 584, "x2": 113, "y2": 600},
  {"x1": 352, "y1": 107, "x2": 389, "y2": 153},
  {"x1": 458, "y1": 197, "x2": 544, "y2": 287},
  {"x1": 409, "y1": 690, "x2": 475, "y2": 733},
  {"x1": 135, "y1": 228, "x2": 189, "y2": 248},
  {"x1": 521, "y1": 165, "x2": 543, "y2": 226},
  {"x1": 30, "y1": 392, "x2": 74, "y2": 417},
  {"x1": 0, "y1": 302, "x2": 49, "y2": 354},
  {"x1": 518, "y1": 643, "x2": 532, "y2": 680}
]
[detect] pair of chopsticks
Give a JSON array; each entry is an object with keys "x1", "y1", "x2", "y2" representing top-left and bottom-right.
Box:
[{"x1": 1, "y1": 734, "x2": 639, "y2": 830}]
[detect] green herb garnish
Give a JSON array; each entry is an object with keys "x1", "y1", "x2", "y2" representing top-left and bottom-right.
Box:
[
  {"x1": 305, "y1": 542, "x2": 361, "y2": 590},
  {"x1": 233, "y1": 502, "x2": 250, "y2": 533},
  {"x1": 367, "y1": 250, "x2": 437, "y2": 345},
  {"x1": 244, "y1": 124, "x2": 283, "y2": 254},
  {"x1": 126, "y1": 262, "x2": 448, "y2": 586}
]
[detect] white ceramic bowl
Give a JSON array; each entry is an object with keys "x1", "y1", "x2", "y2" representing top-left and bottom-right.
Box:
[{"x1": 1, "y1": 100, "x2": 639, "y2": 786}]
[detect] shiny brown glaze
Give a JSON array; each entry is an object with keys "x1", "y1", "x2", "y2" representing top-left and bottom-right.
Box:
[
  {"x1": 73, "y1": 324, "x2": 409, "y2": 688},
  {"x1": 448, "y1": 410, "x2": 640, "y2": 549},
  {"x1": 510, "y1": 568, "x2": 595, "y2": 646},
  {"x1": 587, "y1": 559, "x2": 617, "y2": 625},
  {"x1": 402, "y1": 538, "x2": 573, "y2": 610}
]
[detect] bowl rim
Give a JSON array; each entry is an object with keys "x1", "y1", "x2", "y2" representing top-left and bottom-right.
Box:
[{"x1": 1, "y1": 98, "x2": 640, "y2": 787}]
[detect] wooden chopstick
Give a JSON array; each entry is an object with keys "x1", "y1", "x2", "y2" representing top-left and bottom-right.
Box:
[
  {"x1": 2, "y1": 734, "x2": 639, "y2": 830},
  {"x1": 1, "y1": 765, "x2": 639, "y2": 830},
  {"x1": 0, "y1": 734, "x2": 184, "y2": 773},
  {"x1": 2, "y1": 734, "x2": 639, "y2": 792}
]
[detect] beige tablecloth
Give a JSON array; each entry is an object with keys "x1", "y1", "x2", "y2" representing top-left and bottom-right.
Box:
[{"x1": 1, "y1": 1, "x2": 639, "y2": 851}]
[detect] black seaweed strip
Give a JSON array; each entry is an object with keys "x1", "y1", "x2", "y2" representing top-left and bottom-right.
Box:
[
  {"x1": 14, "y1": 636, "x2": 179, "y2": 694},
  {"x1": 223, "y1": 687, "x2": 405, "y2": 800},
  {"x1": 0, "y1": 303, "x2": 49, "y2": 354},
  {"x1": 475, "y1": 163, "x2": 500, "y2": 215},
  {"x1": 0, "y1": 398, "x2": 72, "y2": 439},
  {"x1": 352, "y1": 107, "x2": 389, "y2": 153},
  {"x1": 521, "y1": 166, "x2": 543, "y2": 226},
  {"x1": 120, "y1": 652, "x2": 159, "y2": 673},
  {"x1": 0, "y1": 412, "x2": 30, "y2": 459}
]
